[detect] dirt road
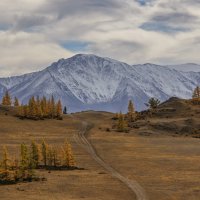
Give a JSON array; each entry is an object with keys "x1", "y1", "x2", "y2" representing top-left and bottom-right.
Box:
[{"x1": 74, "y1": 120, "x2": 148, "y2": 200}]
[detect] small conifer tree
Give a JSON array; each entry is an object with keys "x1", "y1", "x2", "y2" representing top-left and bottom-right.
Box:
[
  {"x1": 12, "y1": 156, "x2": 20, "y2": 181},
  {"x1": 145, "y1": 98, "x2": 160, "y2": 110},
  {"x1": 41, "y1": 140, "x2": 48, "y2": 167},
  {"x1": 192, "y1": 86, "x2": 200, "y2": 99},
  {"x1": 23, "y1": 105, "x2": 29, "y2": 118},
  {"x1": 14, "y1": 97, "x2": 20, "y2": 107},
  {"x1": 63, "y1": 106, "x2": 67, "y2": 114},
  {"x1": 28, "y1": 97, "x2": 37, "y2": 119},
  {"x1": 19, "y1": 143, "x2": 29, "y2": 179},
  {"x1": 0, "y1": 146, "x2": 11, "y2": 180},
  {"x1": 2, "y1": 96, "x2": 6, "y2": 105},
  {"x1": 1, "y1": 146, "x2": 10, "y2": 171},
  {"x1": 36, "y1": 96, "x2": 43, "y2": 118},
  {"x1": 56, "y1": 100, "x2": 62, "y2": 118},
  {"x1": 127, "y1": 100, "x2": 136, "y2": 122},
  {"x1": 1, "y1": 91, "x2": 12, "y2": 106},
  {"x1": 52, "y1": 147, "x2": 59, "y2": 167},
  {"x1": 30, "y1": 141, "x2": 40, "y2": 168},
  {"x1": 41, "y1": 96, "x2": 47, "y2": 117},
  {"x1": 117, "y1": 112, "x2": 126, "y2": 132},
  {"x1": 47, "y1": 145, "x2": 54, "y2": 167},
  {"x1": 50, "y1": 96, "x2": 56, "y2": 118}
]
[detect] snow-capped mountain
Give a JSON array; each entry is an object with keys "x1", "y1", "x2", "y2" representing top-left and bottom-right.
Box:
[
  {"x1": 0, "y1": 54, "x2": 200, "y2": 112},
  {"x1": 167, "y1": 63, "x2": 200, "y2": 72}
]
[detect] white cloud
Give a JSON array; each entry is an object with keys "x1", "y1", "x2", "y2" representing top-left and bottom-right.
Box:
[
  {"x1": 0, "y1": 0, "x2": 200, "y2": 76},
  {"x1": 0, "y1": 31, "x2": 73, "y2": 77}
]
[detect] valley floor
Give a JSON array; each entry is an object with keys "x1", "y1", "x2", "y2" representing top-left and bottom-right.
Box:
[{"x1": 0, "y1": 110, "x2": 200, "y2": 200}]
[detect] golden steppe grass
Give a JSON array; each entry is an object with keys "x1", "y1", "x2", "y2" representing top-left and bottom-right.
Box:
[{"x1": 0, "y1": 107, "x2": 200, "y2": 200}]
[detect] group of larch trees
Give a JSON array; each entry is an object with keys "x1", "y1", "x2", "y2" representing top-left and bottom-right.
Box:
[
  {"x1": 17, "y1": 96, "x2": 63, "y2": 120},
  {"x1": 115, "y1": 100, "x2": 137, "y2": 132},
  {"x1": 0, "y1": 140, "x2": 76, "y2": 184},
  {"x1": 0, "y1": 91, "x2": 67, "y2": 120}
]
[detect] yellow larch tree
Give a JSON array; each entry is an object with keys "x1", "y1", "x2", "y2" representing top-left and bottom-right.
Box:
[
  {"x1": 192, "y1": 86, "x2": 200, "y2": 100},
  {"x1": 62, "y1": 141, "x2": 76, "y2": 167},
  {"x1": 127, "y1": 100, "x2": 136, "y2": 122},
  {"x1": 1, "y1": 91, "x2": 12, "y2": 106},
  {"x1": 56, "y1": 100, "x2": 62, "y2": 118},
  {"x1": 117, "y1": 112, "x2": 126, "y2": 132}
]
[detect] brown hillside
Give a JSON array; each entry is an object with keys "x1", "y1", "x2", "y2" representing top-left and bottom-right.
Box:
[
  {"x1": 132, "y1": 97, "x2": 200, "y2": 137},
  {"x1": 0, "y1": 106, "x2": 200, "y2": 199}
]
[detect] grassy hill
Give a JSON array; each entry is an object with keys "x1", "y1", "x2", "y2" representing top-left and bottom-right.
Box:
[
  {"x1": 131, "y1": 97, "x2": 200, "y2": 137},
  {"x1": 0, "y1": 101, "x2": 200, "y2": 199},
  {"x1": 0, "y1": 107, "x2": 135, "y2": 200}
]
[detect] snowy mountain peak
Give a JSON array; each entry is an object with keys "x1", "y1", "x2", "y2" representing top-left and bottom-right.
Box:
[{"x1": 0, "y1": 54, "x2": 200, "y2": 112}]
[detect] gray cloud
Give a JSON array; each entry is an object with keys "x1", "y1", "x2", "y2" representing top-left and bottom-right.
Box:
[
  {"x1": 152, "y1": 12, "x2": 197, "y2": 24},
  {"x1": 140, "y1": 11, "x2": 198, "y2": 33},
  {"x1": 40, "y1": 0, "x2": 123, "y2": 20},
  {"x1": 12, "y1": 14, "x2": 54, "y2": 31},
  {"x1": 89, "y1": 40, "x2": 144, "y2": 60},
  {"x1": 0, "y1": 0, "x2": 200, "y2": 76}
]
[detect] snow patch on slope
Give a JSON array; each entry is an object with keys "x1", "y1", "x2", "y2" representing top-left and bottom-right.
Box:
[{"x1": 0, "y1": 54, "x2": 199, "y2": 112}]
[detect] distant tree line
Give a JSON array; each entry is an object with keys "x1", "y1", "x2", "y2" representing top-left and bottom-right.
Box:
[
  {"x1": 17, "y1": 96, "x2": 63, "y2": 120},
  {"x1": 0, "y1": 140, "x2": 76, "y2": 185},
  {"x1": 113, "y1": 85, "x2": 200, "y2": 132},
  {"x1": 1, "y1": 91, "x2": 68, "y2": 120},
  {"x1": 114, "y1": 97, "x2": 161, "y2": 132}
]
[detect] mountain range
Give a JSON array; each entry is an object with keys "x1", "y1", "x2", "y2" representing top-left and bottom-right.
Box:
[
  {"x1": 167, "y1": 63, "x2": 200, "y2": 72},
  {"x1": 0, "y1": 54, "x2": 200, "y2": 112}
]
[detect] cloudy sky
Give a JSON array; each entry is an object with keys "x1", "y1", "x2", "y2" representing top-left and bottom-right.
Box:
[{"x1": 0, "y1": 0, "x2": 200, "y2": 76}]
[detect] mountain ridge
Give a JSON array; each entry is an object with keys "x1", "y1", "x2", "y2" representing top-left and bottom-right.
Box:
[{"x1": 0, "y1": 54, "x2": 200, "y2": 112}]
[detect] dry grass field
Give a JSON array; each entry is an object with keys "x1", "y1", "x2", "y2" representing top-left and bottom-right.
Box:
[
  {"x1": 85, "y1": 112, "x2": 200, "y2": 200},
  {"x1": 0, "y1": 101, "x2": 200, "y2": 200},
  {"x1": 0, "y1": 108, "x2": 134, "y2": 200}
]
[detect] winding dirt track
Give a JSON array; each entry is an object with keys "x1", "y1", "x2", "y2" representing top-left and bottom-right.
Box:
[{"x1": 74, "y1": 120, "x2": 148, "y2": 200}]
